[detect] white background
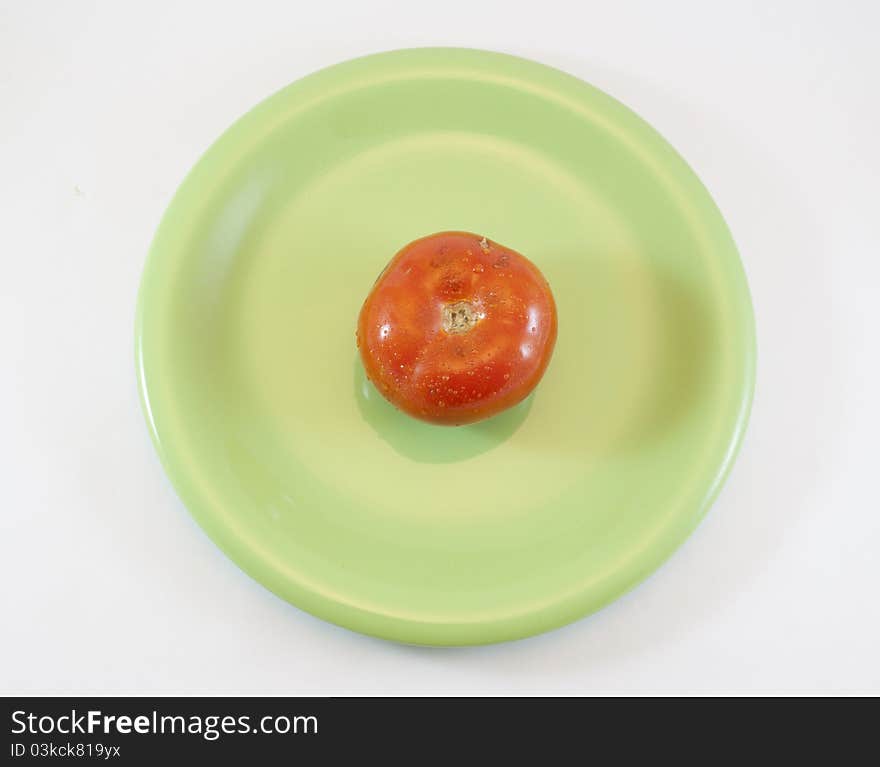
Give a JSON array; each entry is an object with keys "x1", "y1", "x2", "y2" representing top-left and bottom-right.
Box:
[{"x1": 2, "y1": 0, "x2": 878, "y2": 695}]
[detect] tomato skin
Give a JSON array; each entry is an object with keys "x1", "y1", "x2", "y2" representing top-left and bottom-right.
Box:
[{"x1": 357, "y1": 232, "x2": 557, "y2": 426}]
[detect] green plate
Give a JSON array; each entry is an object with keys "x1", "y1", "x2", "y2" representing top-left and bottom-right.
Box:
[{"x1": 136, "y1": 48, "x2": 755, "y2": 645}]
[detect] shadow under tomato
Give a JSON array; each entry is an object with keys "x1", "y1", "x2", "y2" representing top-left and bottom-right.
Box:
[{"x1": 353, "y1": 354, "x2": 534, "y2": 463}]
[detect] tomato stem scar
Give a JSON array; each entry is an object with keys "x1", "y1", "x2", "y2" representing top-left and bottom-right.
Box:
[{"x1": 441, "y1": 301, "x2": 481, "y2": 334}]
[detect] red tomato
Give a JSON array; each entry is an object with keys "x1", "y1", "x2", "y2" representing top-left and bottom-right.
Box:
[{"x1": 357, "y1": 231, "x2": 558, "y2": 425}]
